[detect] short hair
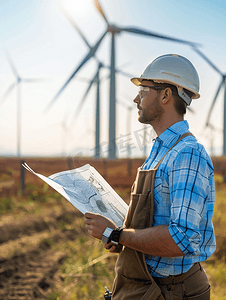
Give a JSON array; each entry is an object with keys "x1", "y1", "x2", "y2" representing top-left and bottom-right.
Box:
[{"x1": 145, "y1": 80, "x2": 187, "y2": 115}]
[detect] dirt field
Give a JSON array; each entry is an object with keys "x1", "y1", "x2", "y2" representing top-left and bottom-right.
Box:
[
  {"x1": 0, "y1": 205, "x2": 81, "y2": 299},
  {"x1": 0, "y1": 157, "x2": 144, "y2": 190}
]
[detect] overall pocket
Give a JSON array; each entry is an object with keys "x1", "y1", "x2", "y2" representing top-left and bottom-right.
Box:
[
  {"x1": 130, "y1": 193, "x2": 153, "y2": 229},
  {"x1": 185, "y1": 285, "x2": 210, "y2": 300},
  {"x1": 121, "y1": 275, "x2": 164, "y2": 300}
]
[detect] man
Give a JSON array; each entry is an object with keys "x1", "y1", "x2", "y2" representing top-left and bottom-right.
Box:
[{"x1": 85, "y1": 54, "x2": 216, "y2": 299}]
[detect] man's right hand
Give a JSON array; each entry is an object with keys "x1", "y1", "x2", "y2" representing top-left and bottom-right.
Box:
[{"x1": 104, "y1": 243, "x2": 123, "y2": 253}]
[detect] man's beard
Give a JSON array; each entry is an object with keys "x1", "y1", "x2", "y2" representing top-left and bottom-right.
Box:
[{"x1": 138, "y1": 95, "x2": 164, "y2": 124}]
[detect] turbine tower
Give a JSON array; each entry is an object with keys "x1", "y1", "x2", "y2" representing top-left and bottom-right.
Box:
[
  {"x1": 192, "y1": 46, "x2": 226, "y2": 155},
  {"x1": 70, "y1": 62, "x2": 103, "y2": 158},
  {"x1": 46, "y1": 0, "x2": 199, "y2": 159}
]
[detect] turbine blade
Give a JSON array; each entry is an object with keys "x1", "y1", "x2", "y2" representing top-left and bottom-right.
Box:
[
  {"x1": 0, "y1": 82, "x2": 17, "y2": 107},
  {"x1": 120, "y1": 26, "x2": 200, "y2": 46},
  {"x1": 5, "y1": 50, "x2": 20, "y2": 78},
  {"x1": 71, "y1": 74, "x2": 97, "y2": 123},
  {"x1": 44, "y1": 30, "x2": 107, "y2": 113},
  {"x1": 74, "y1": 76, "x2": 91, "y2": 83},
  {"x1": 61, "y1": 7, "x2": 103, "y2": 66},
  {"x1": 22, "y1": 78, "x2": 45, "y2": 83},
  {"x1": 93, "y1": 0, "x2": 109, "y2": 25},
  {"x1": 60, "y1": 6, "x2": 91, "y2": 49},
  {"x1": 102, "y1": 61, "x2": 134, "y2": 78},
  {"x1": 206, "y1": 78, "x2": 224, "y2": 126},
  {"x1": 192, "y1": 46, "x2": 223, "y2": 76},
  {"x1": 101, "y1": 69, "x2": 134, "y2": 81},
  {"x1": 116, "y1": 69, "x2": 134, "y2": 78}
]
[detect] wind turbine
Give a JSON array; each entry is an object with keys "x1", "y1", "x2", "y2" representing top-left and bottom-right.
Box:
[
  {"x1": 192, "y1": 46, "x2": 226, "y2": 155},
  {"x1": 1, "y1": 50, "x2": 43, "y2": 157},
  {"x1": 59, "y1": 5, "x2": 133, "y2": 79},
  {"x1": 94, "y1": 0, "x2": 202, "y2": 159},
  {"x1": 70, "y1": 62, "x2": 102, "y2": 158},
  {"x1": 46, "y1": 1, "x2": 199, "y2": 159},
  {"x1": 58, "y1": 7, "x2": 134, "y2": 159},
  {"x1": 70, "y1": 62, "x2": 133, "y2": 159},
  {"x1": 46, "y1": 6, "x2": 134, "y2": 159}
]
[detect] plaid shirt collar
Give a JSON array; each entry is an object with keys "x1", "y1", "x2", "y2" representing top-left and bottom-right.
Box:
[
  {"x1": 143, "y1": 120, "x2": 191, "y2": 170},
  {"x1": 156, "y1": 120, "x2": 190, "y2": 149}
]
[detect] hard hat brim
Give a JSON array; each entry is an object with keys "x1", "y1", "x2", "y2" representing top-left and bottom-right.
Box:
[{"x1": 131, "y1": 77, "x2": 142, "y2": 87}]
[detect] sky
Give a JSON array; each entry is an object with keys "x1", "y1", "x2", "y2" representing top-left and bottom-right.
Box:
[{"x1": 0, "y1": 0, "x2": 226, "y2": 158}]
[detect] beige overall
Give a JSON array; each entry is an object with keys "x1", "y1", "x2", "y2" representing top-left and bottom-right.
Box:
[{"x1": 112, "y1": 133, "x2": 193, "y2": 300}]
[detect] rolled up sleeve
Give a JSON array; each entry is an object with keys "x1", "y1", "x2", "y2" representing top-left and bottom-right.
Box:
[{"x1": 167, "y1": 146, "x2": 214, "y2": 256}]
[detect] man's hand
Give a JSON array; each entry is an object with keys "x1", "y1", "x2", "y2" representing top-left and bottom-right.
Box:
[
  {"x1": 84, "y1": 212, "x2": 117, "y2": 240},
  {"x1": 104, "y1": 243, "x2": 123, "y2": 253}
]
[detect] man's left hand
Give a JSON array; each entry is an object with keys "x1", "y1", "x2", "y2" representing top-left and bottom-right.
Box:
[{"x1": 84, "y1": 212, "x2": 117, "y2": 240}]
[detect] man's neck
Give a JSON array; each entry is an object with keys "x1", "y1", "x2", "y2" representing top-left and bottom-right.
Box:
[{"x1": 151, "y1": 115, "x2": 184, "y2": 136}]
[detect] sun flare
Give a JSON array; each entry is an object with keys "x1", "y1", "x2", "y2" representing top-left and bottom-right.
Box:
[{"x1": 59, "y1": 0, "x2": 92, "y2": 19}]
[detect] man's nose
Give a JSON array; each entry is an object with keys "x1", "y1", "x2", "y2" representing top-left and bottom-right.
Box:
[{"x1": 133, "y1": 94, "x2": 140, "y2": 104}]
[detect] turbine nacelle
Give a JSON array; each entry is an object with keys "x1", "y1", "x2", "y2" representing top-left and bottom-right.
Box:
[{"x1": 107, "y1": 25, "x2": 121, "y2": 34}]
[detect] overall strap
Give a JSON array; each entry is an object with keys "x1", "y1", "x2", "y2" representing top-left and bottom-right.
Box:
[{"x1": 154, "y1": 132, "x2": 194, "y2": 170}]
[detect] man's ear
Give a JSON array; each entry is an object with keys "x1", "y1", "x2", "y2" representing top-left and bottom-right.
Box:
[{"x1": 161, "y1": 88, "x2": 172, "y2": 104}]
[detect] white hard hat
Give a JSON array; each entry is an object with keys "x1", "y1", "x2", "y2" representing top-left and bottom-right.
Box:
[{"x1": 131, "y1": 54, "x2": 200, "y2": 105}]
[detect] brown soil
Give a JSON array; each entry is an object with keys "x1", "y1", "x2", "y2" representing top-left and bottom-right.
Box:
[
  {"x1": 0, "y1": 204, "x2": 83, "y2": 300},
  {"x1": 0, "y1": 157, "x2": 144, "y2": 190}
]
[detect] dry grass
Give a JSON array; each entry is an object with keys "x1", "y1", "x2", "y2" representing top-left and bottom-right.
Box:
[{"x1": 203, "y1": 174, "x2": 226, "y2": 299}]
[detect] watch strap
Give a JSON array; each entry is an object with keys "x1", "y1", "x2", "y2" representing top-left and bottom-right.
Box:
[{"x1": 109, "y1": 227, "x2": 123, "y2": 245}]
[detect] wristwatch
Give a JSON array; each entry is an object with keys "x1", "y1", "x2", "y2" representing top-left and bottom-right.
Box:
[
  {"x1": 102, "y1": 227, "x2": 123, "y2": 245},
  {"x1": 102, "y1": 227, "x2": 113, "y2": 244}
]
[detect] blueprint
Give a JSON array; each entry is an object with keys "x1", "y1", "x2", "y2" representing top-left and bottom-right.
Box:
[{"x1": 23, "y1": 163, "x2": 128, "y2": 227}]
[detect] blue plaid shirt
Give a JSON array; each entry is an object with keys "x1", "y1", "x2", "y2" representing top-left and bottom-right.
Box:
[{"x1": 142, "y1": 120, "x2": 216, "y2": 277}]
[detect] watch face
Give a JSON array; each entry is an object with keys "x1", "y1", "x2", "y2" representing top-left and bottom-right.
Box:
[
  {"x1": 102, "y1": 227, "x2": 113, "y2": 244},
  {"x1": 104, "y1": 227, "x2": 113, "y2": 237}
]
